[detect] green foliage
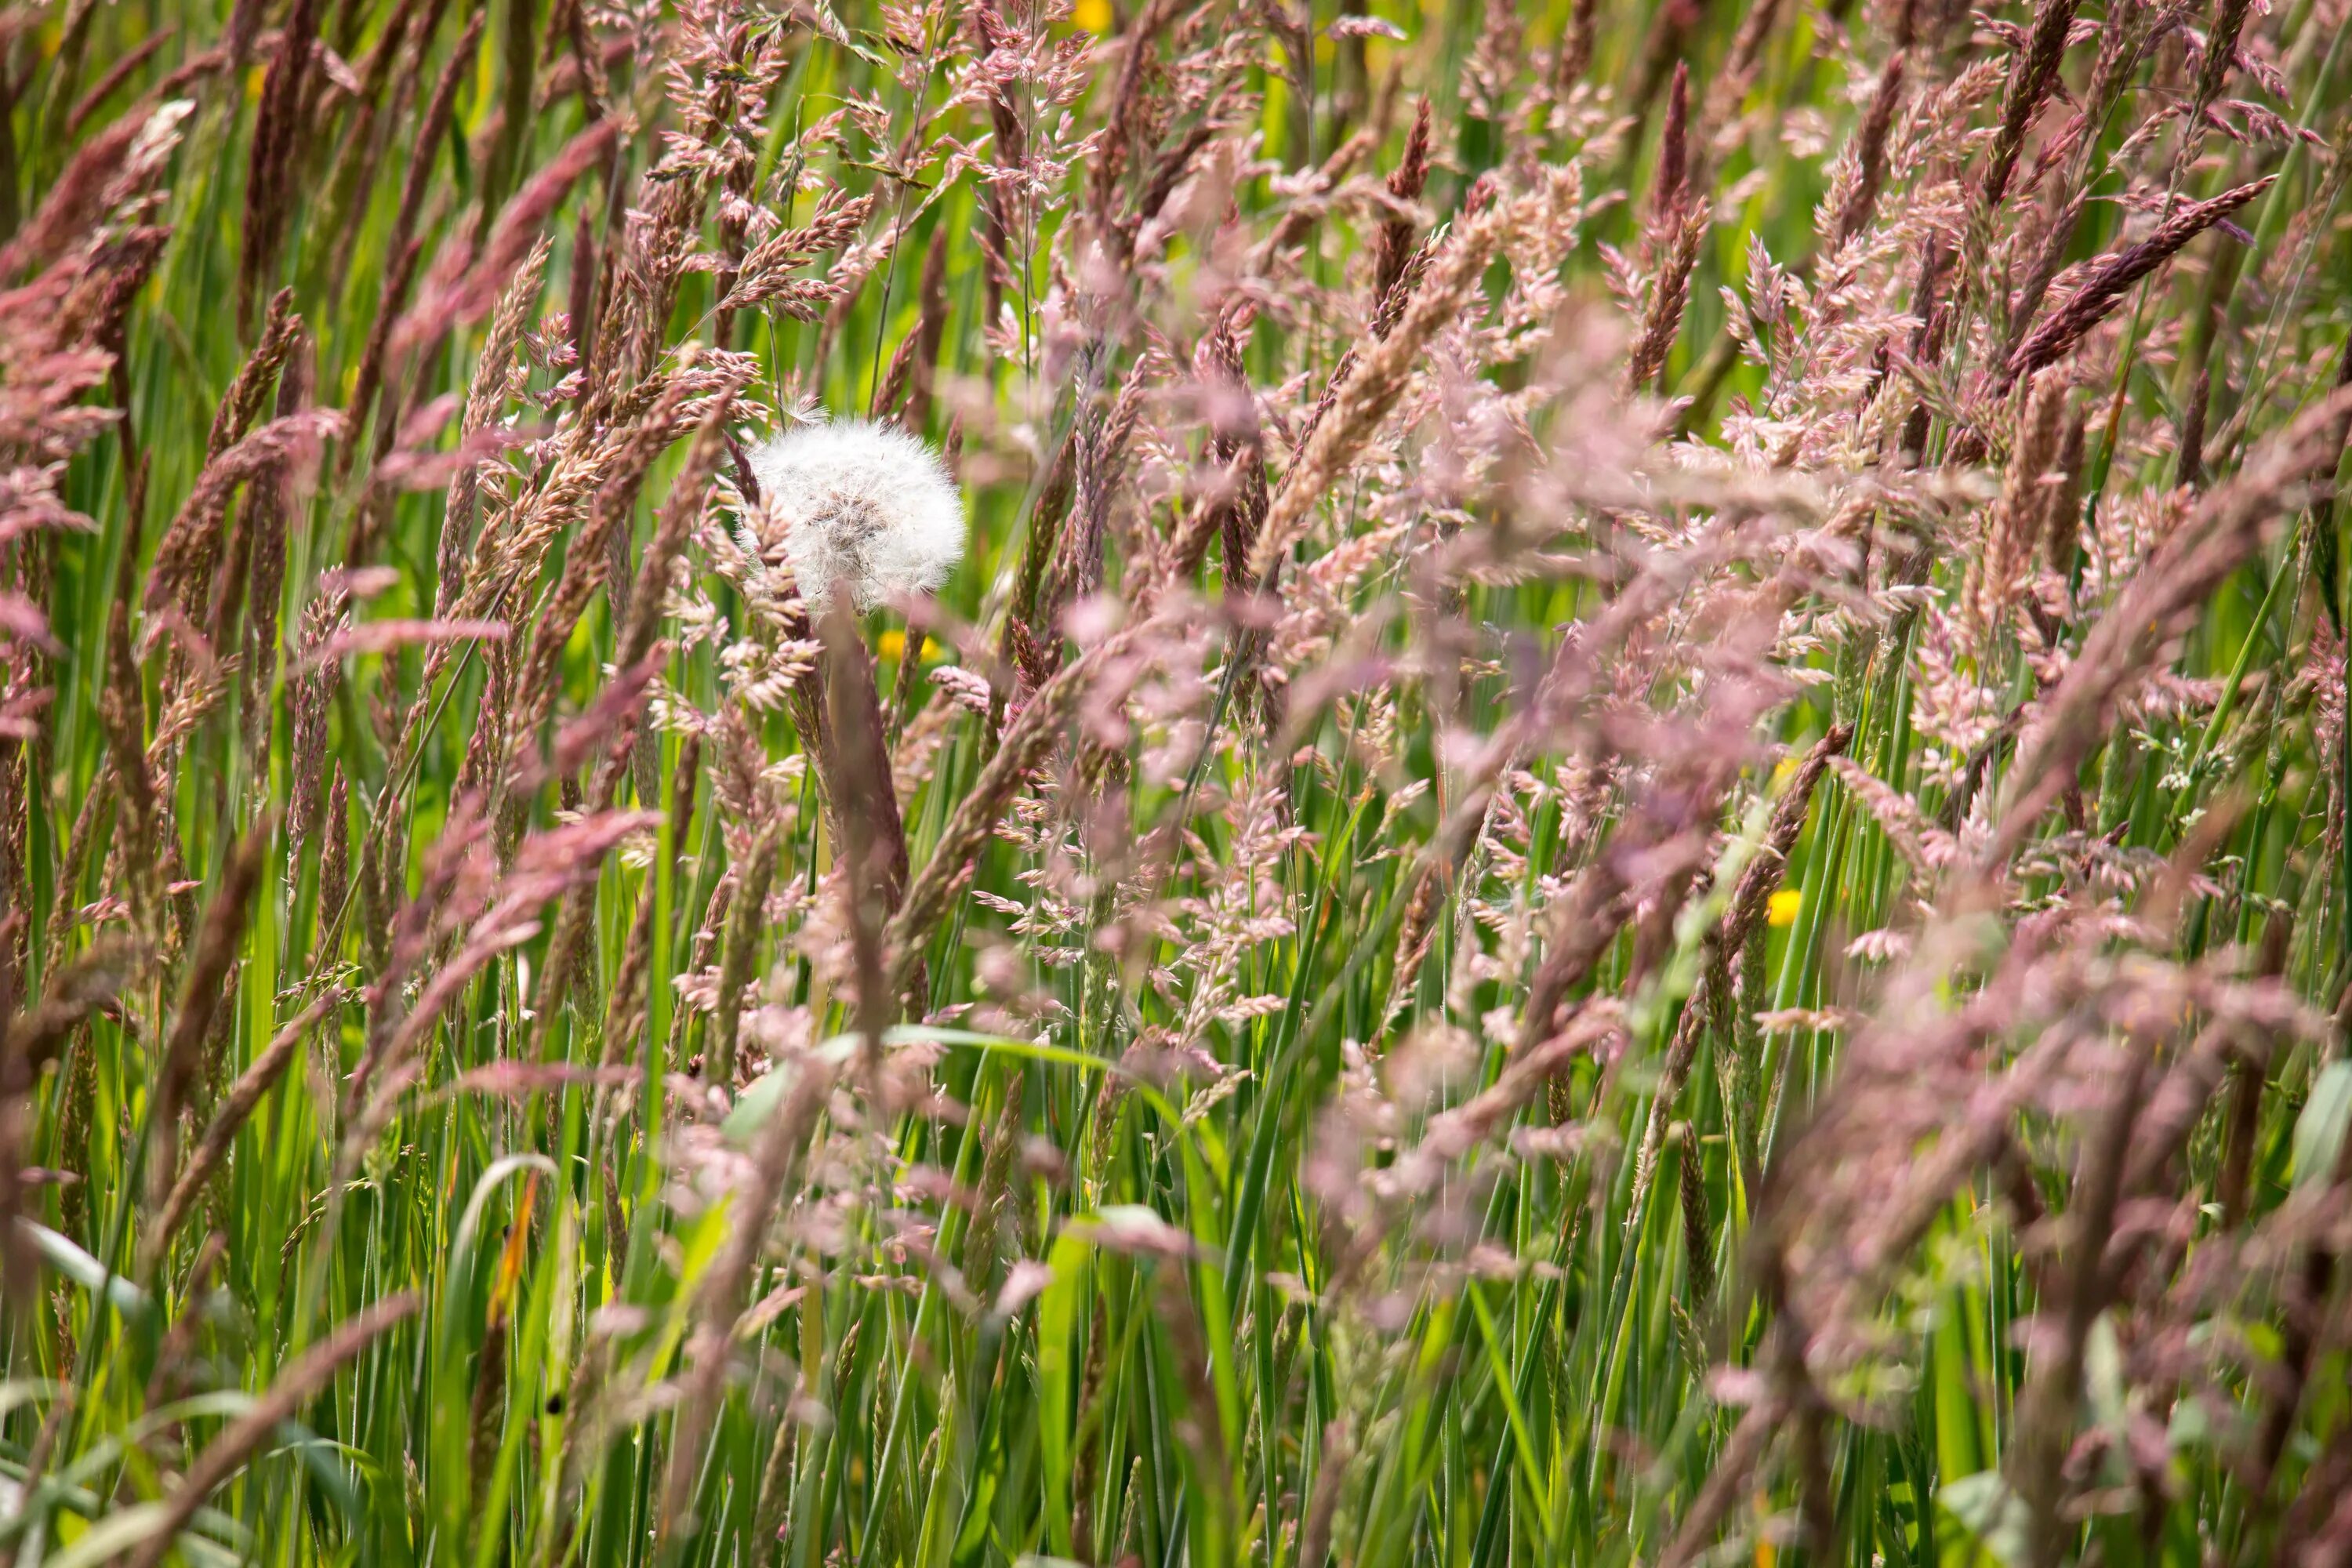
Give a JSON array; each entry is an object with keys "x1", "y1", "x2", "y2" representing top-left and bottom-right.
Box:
[{"x1": 2, "y1": 0, "x2": 2350, "y2": 1566}]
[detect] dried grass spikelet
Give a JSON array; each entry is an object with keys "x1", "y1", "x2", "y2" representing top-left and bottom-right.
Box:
[
  {"x1": 2002, "y1": 176, "x2": 2276, "y2": 387},
  {"x1": 1247, "y1": 192, "x2": 1516, "y2": 586},
  {"x1": 2042, "y1": 405, "x2": 2089, "y2": 579},
  {"x1": 746, "y1": 417, "x2": 966, "y2": 612},
  {"x1": 1996, "y1": 385, "x2": 2352, "y2": 863},
  {"x1": 1828, "y1": 50, "x2": 1906, "y2": 251},
  {"x1": 1976, "y1": 0, "x2": 2081, "y2": 212},
  {"x1": 1372, "y1": 97, "x2": 1435, "y2": 308},
  {"x1": 1624, "y1": 202, "x2": 1706, "y2": 397},
  {"x1": 238, "y1": 0, "x2": 324, "y2": 329},
  {"x1": 2003, "y1": 0, "x2": 2152, "y2": 348},
  {"x1": 125, "y1": 1292, "x2": 419, "y2": 1568},
  {"x1": 1967, "y1": 368, "x2": 2068, "y2": 633}
]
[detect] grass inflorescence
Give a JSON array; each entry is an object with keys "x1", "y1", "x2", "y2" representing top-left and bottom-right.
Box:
[{"x1": 3, "y1": 0, "x2": 2352, "y2": 1565}]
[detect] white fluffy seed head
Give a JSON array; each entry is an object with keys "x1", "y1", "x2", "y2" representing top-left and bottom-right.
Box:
[{"x1": 746, "y1": 418, "x2": 965, "y2": 612}]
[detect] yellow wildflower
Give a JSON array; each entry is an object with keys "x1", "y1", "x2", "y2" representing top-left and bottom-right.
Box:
[{"x1": 877, "y1": 630, "x2": 936, "y2": 664}]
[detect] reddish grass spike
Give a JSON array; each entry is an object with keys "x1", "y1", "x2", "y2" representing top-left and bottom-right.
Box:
[
  {"x1": 397, "y1": 116, "x2": 618, "y2": 356},
  {"x1": 2003, "y1": 176, "x2": 2275, "y2": 387},
  {"x1": 1831, "y1": 50, "x2": 1906, "y2": 249},
  {"x1": 151, "y1": 985, "x2": 347, "y2": 1251},
  {"x1": 147, "y1": 410, "x2": 343, "y2": 622},
  {"x1": 23, "y1": 0, "x2": 2352, "y2": 1556},
  {"x1": 2180, "y1": 0, "x2": 2257, "y2": 173},
  {"x1": 1053, "y1": 373, "x2": 1147, "y2": 620},
  {"x1": 238, "y1": 0, "x2": 324, "y2": 332},
  {"x1": 332, "y1": 14, "x2": 485, "y2": 473},
  {"x1": 63, "y1": 27, "x2": 174, "y2": 136},
  {"x1": 2042, "y1": 405, "x2": 2088, "y2": 576},
  {"x1": 1707, "y1": 0, "x2": 1786, "y2": 130},
  {"x1": 125, "y1": 1292, "x2": 420, "y2": 1568},
  {"x1": 1978, "y1": 0, "x2": 2081, "y2": 212},
  {"x1": 205, "y1": 289, "x2": 303, "y2": 462},
  {"x1": 1627, "y1": 204, "x2": 1707, "y2": 395},
  {"x1": 2179, "y1": 367, "x2": 2212, "y2": 489},
  {"x1": 1373, "y1": 97, "x2": 1435, "y2": 309},
  {"x1": 1968, "y1": 368, "x2": 2068, "y2": 633},
  {"x1": 1087, "y1": 0, "x2": 1185, "y2": 260},
  {"x1": 1998, "y1": 383, "x2": 2352, "y2": 860},
  {"x1": 1675, "y1": 1122, "x2": 1715, "y2": 1299},
  {"x1": 1650, "y1": 59, "x2": 1692, "y2": 239},
  {"x1": 148, "y1": 814, "x2": 273, "y2": 1198},
  {"x1": 0, "y1": 112, "x2": 141, "y2": 283},
  {"x1": 1253, "y1": 193, "x2": 1515, "y2": 585},
  {"x1": 393, "y1": 10, "x2": 485, "y2": 264},
  {"x1": 1193, "y1": 322, "x2": 1269, "y2": 600},
  {"x1": 1549, "y1": 0, "x2": 1599, "y2": 94},
  {"x1": 2005, "y1": 0, "x2": 2152, "y2": 347},
  {"x1": 903, "y1": 227, "x2": 953, "y2": 435},
  {"x1": 239, "y1": 318, "x2": 309, "y2": 761},
  {"x1": 55, "y1": 223, "x2": 169, "y2": 390},
  {"x1": 721, "y1": 191, "x2": 875, "y2": 314}
]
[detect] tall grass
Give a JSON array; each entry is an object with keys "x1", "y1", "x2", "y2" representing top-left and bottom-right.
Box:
[{"x1": 3, "y1": 0, "x2": 2352, "y2": 1564}]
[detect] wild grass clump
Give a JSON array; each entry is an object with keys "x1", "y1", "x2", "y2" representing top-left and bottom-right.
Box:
[{"x1": 5, "y1": 0, "x2": 2352, "y2": 1564}]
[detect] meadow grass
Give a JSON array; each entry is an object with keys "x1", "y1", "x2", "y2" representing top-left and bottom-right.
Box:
[{"x1": 3, "y1": 0, "x2": 2352, "y2": 1564}]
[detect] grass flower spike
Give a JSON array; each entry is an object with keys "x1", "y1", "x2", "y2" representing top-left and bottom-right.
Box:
[
  {"x1": 17, "y1": 3, "x2": 2352, "y2": 1565},
  {"x1": 747, "y1": 418, "x2": 964, "y2": 612}
]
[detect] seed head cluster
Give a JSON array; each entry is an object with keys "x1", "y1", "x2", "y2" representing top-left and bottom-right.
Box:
[
  {"x1": 9, "y1": 0, "x2": 2352, "y2": 1564},
  {"x1": 747, "y1": 418, "x2": 964, "y2": 612}
]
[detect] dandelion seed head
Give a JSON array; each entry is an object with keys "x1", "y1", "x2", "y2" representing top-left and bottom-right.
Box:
[{"x1": 747, "y1": 417, "x2": 964, "y2": 612}]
